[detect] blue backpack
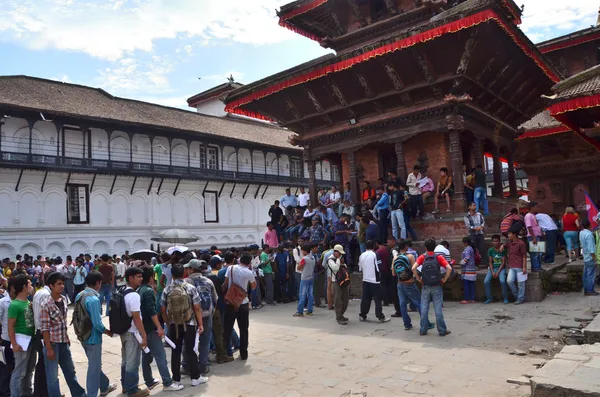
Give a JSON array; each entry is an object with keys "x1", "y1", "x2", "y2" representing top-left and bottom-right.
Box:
[
  {"x1": 393, "y1": 254, "x2": 413, "y2": 282},
  {"x1": 188, "y1": 276, "x2": 214, "y2": 314}
]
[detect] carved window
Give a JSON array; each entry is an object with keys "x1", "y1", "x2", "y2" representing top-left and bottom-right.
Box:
[
  {"x1": 290, "y1": 158, "x2": 302, "y2": 178},
  {"x1": 66, "y1": 184, "x2": 89, "y2": 224},
  {"x1": 207, "y1": 146, "x2": 218, "y2": 170}
]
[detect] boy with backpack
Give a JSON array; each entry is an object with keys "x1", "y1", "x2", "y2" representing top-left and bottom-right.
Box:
[
  {"x1": 412, "y1": 238, "x2": 453, "y2": 336},
  {"x1": 112, "y1": 267, "x2": 149, "y2": 397},
  {"x1": 392, "y1": 239, "x2": 435, "y2": 331},
  {"x1": 137, "y1": 267, "x2": 184, "y2": 392},
  {"x1": 184, "y1": 259, "x2": 218, "y2": 377},
  {"x1": 38, "y1": 272, "x2": 86, "y2": 397},
  {"x1": 161, "y1": 264, "x2": 205, "y2": 387},
  {"x1": 73, "y1": 270, "x2": 117, "y2": 397}
]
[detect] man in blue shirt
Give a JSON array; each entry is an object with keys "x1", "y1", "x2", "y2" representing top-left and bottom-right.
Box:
[
  {"x1": 75, "y1": 271, "x2": 117, "y2": 397},
  {"x1": 579, "y1": 220, "x2": 598, "y2": 296},
  {"x1": 374, "y1": 186, "x2": 390, "y2": 244},
  {"x1": 280, "y1": 188, "x2": 298, "y2": 209}
]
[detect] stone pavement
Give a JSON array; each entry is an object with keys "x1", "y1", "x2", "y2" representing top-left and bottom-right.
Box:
[{"x1": 60, "y1": 293, "x2": 600, "y2": 397}]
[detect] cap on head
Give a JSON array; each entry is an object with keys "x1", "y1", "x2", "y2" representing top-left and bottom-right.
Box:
[
  {"x1": 183, "y1": 259, "x2": 207, "y2": 270},
  {"x1": 333, "y1": 244, "x2": 346, "y2": 254}
]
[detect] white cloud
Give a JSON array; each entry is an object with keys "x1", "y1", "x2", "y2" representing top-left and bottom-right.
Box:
[
  {"x1": 96, "y1": 55, "x2": 175, "y2": 94},
  {"x1": 134, "y1": 95, "x2": 190, "y2": 109},
  {"x1": 521, "y1": 0, "x2": 599, "y2": 42},
  {"x1": 203, "y1": 71, "x2": 244, "y2": 82},
  {"x1": 0, "y1": 0, "x2": 295, "y2": 61}
]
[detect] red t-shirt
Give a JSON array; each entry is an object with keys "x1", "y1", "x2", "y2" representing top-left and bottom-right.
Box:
[
  {"x1": 416, "y1": 252, "x2": 450, "y2": 269},
  {"x1": 562, "y1": 213, "x2": 579, "y2": 232}
]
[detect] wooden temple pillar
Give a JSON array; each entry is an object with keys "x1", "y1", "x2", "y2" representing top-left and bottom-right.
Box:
[
  {"x1": 395, "y1": 141, "x2": 407, "y2": 182},
  {"x1": 447, "y1": 114, "x2": 465, "y2": 211},
  {"x1": 304, "y1": 148, "x2": 318, "y2": 206},
  {"x1": 491, "y1": 146, "x2": 503, "y2": 197},
  {"x1": 506, "y1": 150, "x2": 518, "y2": 198},
  {"x1": 347, "y1": 150, "x2": 360, "y2": 206},
  {"x1": 472, "y1": 138, "x2": 484, "y2": 168}
]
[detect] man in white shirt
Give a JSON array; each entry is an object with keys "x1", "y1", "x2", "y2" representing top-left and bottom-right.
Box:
[
  {"x1": 121, "y1": 267, "x2": 150, "y2": 397},
  {"x1": 328, "y1": 245, "x2": 349, "y2": 325},
  {"x1": 292, "y1": 239, "x2": 304, "y2": 301},
  {"x1": 406, "y1": 165, "x2": 424, "y2": 219},
  {"x1": 434, "y1": 241, "x2": 452, "y2": 274},
  {"x1": 298, "y1": 187, "x2": 310, "y2": 210},
  {"x1": 327, "y1": 185, "x2": 342, "y2": 215},
  {"x1": 358, "y1": 240, "x2": 390, "y2": 323},
  {"x1": 116, "y1": 257, "x2": 127, "y2": 285},
  {"x1": 32, "y1": 273, "x2": 51, "y2": 396},
  {"x1": 536, "y1": 212, "x2": 559, "y2": 264}
]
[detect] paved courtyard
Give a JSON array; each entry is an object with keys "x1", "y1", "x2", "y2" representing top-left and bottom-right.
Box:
[{"x1": 62, "y1": 293, "x2": 600, "y2": 397}]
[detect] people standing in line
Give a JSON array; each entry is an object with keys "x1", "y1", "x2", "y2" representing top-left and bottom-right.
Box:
[
  {"x1": 38, "y1": 272, "x2": 86, "y2": 397},
  {"x1": 207, "y1": 255, "x2": 234, "y2": 364},
  {"x1": 184, "y1": 259, "x2": 218, "y2": 377},
  {"x1": 161, "y1": 264, "x2": 205, "y2": 387},
  {"x1": 392, "y1": 239, "x2": 434, "y2": 331},
  {"x1": 0, "y1": 278, "x2": 14, "y2": 397},
  {"x1": 137, "y1": 267, "x2": 184, "y2": 392},
  {"x1": 473, "y1": 164, "x2": 489, "y2": 216},
  {"x1": 536, "y1": 211, "x2": 559, "y2": 265},
  {"x1": 525, "y1": 202, "x2": 544, "y2": 272},
  {"x1": 74, "y1": 271, "x2": 119, "y2": 397},
  {"x1": 119, "y1": 267, "x2": 150, "y2": 397},
  {"x1": 97, "y1": 254, "x2": 114, "y2": 316},
  {"x1": 484, "y1": 235, "x2": 509, "y2": 304},
  {"x1": 562, "y1": 206, "x2": 581, "y2": 262},
  {"x1": 506, "y1": 230, "x2": 528, "y2": 304},
  {"x1": 459, "y1": 237, "x2": 477, "y2": 304},
  {"x1": 579, "y1": 220, "x2": 599, "y2": 296},
  {"x1": 293, "y1": 246, "x2": 315, "y2": 317},
  {"x1": 374, "y1": 186, "x2": 390, "y2": 244},
  {"x1": 31, "y1": 272, "x2": 51, "y2": 397},
  {"x1": 8, "y1": 274, "x2": 36, "y2": 397},
  {"x1": 406, "y1": 165, "x2": 424, "y2": 219},
  {"x1": 433, "y1": 167, "x2": 454, "y2": 214},
  {"x1": 327, "y1": 245, "x2": 349, "y2": 325},
  {"x1": 222, "y1": 253, "x2": 256, "y2": 361},
  {"x1": 358, "y1": 240, "x2": 391, "y2": 323},
  {"x1": 464, "y1": 202, "x2": 485, "y2": 264},
  {"x1": 412, "y1": 238, "x2": 452, "y2": 336}
]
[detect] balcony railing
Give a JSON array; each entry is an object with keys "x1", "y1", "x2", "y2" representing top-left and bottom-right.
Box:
[
  {"x1": 485, "y1": 169, "x2": 527, "y2": 183},
  {"x1": 0, "y1": 151, "x2": 339, "y2": 187}
]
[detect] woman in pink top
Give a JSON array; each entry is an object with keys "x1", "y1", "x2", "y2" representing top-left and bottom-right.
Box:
[{"x1": 264, "y1": 222, "x2": 279, "y2": 248}]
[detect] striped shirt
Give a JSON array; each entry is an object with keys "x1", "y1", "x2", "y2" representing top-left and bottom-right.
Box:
[{"x1": 38, "y1": 295, "x2": 69, "y2": 343}]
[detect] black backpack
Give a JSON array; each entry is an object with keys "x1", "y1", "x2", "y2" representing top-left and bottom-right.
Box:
[
  {"x1": 421, "y1": 254, "x2": 442, "y2": 286},
  {"x1": 71, "y1": 291, "x2": 94, "y2": 342},
  {"x1": 393, "y1": 254, "x2": 413, "y2": 282},
  {"x1": 109, "y1": 286, "x2": 134, "y2": 334}
]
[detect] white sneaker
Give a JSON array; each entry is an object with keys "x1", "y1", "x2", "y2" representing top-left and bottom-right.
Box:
[
  {"x1": 191, "y1": 376, "x2": 209, "y2": 386},
  {"x1": 165, "y1": 382, "x2": 184, "y2": 391},
  {"x1": 100, "y1": 383, "x2": 118, "y2": 396}
]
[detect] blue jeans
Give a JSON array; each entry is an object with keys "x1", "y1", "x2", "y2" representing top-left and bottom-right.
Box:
[
  {"x1": 120, "y1": 333, "x2": 142, "y2": 395},
  {"x1": 391, "y1": 209, "x2": 406, "y2": 240},
  {"x1": 198, "y1": 316, "x2": 213, "y2": 374},
  {"x1": 294, "y1": 272, "x2": 302, "y2": 300},
  {"x1": 44, "y1": 342, "x2": 86, "y2": 397},
  {"x1": 484, "y1": 268, "x2": 508, "y2": 300},
  {"x1": 544, "y1": 230, "x2": 557, "y2": 263},
  {"x1": 464, "y1": 187, "x2": 474, "y2": 206},
  {"x1": 82, "y1": 343, "x2": 111, "y2": 397},
  {"x1": 99, "y1": 284, "x2": 112, "y2": 315},
  {"x1": 462, "y1": 279, "x2": 475, "y2": 301},
  {"x1": 403, "y1": 208, "x2": 418, "y2": 241},
  {"x1": 10, "y1": 342, "x2": 35, "y2": 397},
  {"x1": 564, "y1": 231, "x2": 579, "y2": 252},
  {"x1": 528, "y1": 236, "x2": 543, "y2": 271},
  {"x1": 142, "y1": 330, "x2": 172, "y2": 388},
  {"x1": 583, "y1": 260, "x2": 597, "y2": 293},
  {"x1": 474, "y1": 187, "x2": 488, "y2": 215},
  {"x1": 398, "y1": 282, "x2": 432, "y2": 329},
  {"x1": 251, "y1": 277, "x2": 261, "y2": 307},
  {"x1": 420, "y1": 285, "x2": 447, "y2": 335},
  {"x1": 297, "y1": 279, "x2": 314, "y2": 314},
  {"x1": 507, "y1": 268, "x2": 526, "y2": 303},
  {"x1": 359, "y1": 243, "x2": 366, "y2": 254}
]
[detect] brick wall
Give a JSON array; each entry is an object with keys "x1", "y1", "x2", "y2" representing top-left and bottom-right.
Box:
[
  {"x1": 526, "y1": 174, "x2": 567, "y2": 215},
  {"x1": 403, "y1": 131, "x2": 452, "y2": 177},
  {"x1": 356, "y1": 146, "x2": 382, "y2": 185}
]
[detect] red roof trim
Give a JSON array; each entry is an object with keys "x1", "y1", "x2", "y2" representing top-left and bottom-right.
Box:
[
  {"x1": 549, "y1": 94, "x2": 600, "y2": 116},
  {"x1": 539, "y1": 31, "x2": 600, "y2": 54},
  {"x1": 515, "y1": 126, "x2": 570, "y2": 140},
  {"x1": 187, "y1": 88, "x2": 232, "y2": 108},
  {"x1": 227, "y1": 10, "x2": 558, "y2": 120},
  {"x1": 552, "y1": 113, "x2": 600, "y2": 152},
  {"x1": 279, "y1": 0, "x2": 328, "y2": 22}
]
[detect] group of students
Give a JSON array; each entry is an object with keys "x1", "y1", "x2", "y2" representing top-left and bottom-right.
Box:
[{"x1": 0, "y1": 247, "x2": 261, "y2": 397}]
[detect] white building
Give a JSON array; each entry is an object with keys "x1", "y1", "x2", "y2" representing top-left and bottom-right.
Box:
[{"x1": 0, "y1": 76, "x2": 340, "y2": 259}]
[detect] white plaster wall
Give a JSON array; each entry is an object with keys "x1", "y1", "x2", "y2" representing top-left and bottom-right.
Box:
[
  {"x1": 0, "y1": 169, "x2": 287, "y2": 258},
  {"x1": 194, "y1": 98, "x2": 227, "y2": 117}
]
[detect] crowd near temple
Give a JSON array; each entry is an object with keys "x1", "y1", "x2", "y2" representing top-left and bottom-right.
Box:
[{"x1": 4, "y1": 0, "x2": 600, "y2": 396}]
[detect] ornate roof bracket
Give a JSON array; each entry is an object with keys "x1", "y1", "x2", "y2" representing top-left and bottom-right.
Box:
[
  {"x1": 380, "y1": 60, "x2": 413, "y2": 106},
  {"x1": 475, "y1": 58, "x2": 495, "y2": 83},
  {"x1": 305, "y1": 87, "x2": 325, "y2": 113},
  {"x1": 383, "y1": 0, "x2": 397, "y2": 14},
  {"x1": 346, "y1": 0, "x2": 367, "y2": 27},
  {"x1": 355, "y1": 73, "x2": 374, "y2": 98},
  {"x1": 457, "y1": 28, "x2": 479, "y2": 76},
  {"x1": 413, "y1": 49, "x2": 442, "y2": 98},
  {"x1": 330, "y1": 12, "x2": 347, "y2": 36}
]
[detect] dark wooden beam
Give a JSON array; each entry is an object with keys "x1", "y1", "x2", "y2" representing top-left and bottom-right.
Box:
[
  {"x1": 283, "y1": 75, "x2": 458, "y2": 128},
  {"x1": 130, "y1": 176, "x2": 137, "y2": 195},
  {"x1": 40, "y1": 170, "x2": 48, "y2": 192},
  {"x1": 284, "y1": 95, "x2": 302, "y2": 120},
  {"x1": 15, "y1": 169, "x2": 24, "y2": 192},
  {"x1": 475, "y1": 58, "x2": 495, "y2": 83},
  {"x1": 157, "y1": 177, "x2": 164, "y2": 195},
  {"x1": 355, "y1": 73, "x2": 374, "y2": 98},
  {"x1": 261, "y1": 185, "x2": 269, "y2": 199},
  {"x1": 173, "y1": 178, "x2": 182, "y2": 196},
  {"x1": 64, "y1": 172, "x2": 71, "y2": 193},
  {"x1": 254, "y1": 184, "x2": 263, "y2": 199},
  {"x1": 497, "y1": 69, "x2": 524, "y2": 99},
  {"x1": 330, "y1": 12, "x2": 346, "y2": 35},
  {"x1": 109, "y1": 175, "x2": 117, "y2": 195},
  {"x1": 346, "y1": 0, "x2": 366, "y2": 26},
  {"x1": 218, "y1": 182, "x2": 226, "y2": 197},
  {"x1": 305, "y1": 87, "x2": 325, "y2": 112},
  {"x1": 328, "y1": 78, "x2": 356, "y2": 119},
  {"x1": 464, "y1": 76, "x2": 529, "y2": 120},
  {"x1": 506, "y1": 79, "x2": 531, "y2": 104},
  {"x1": 90, "y1": 174, "x2": 97, "y2": 193},
  {"x1": 412, "y1": 49, "x2": 442, "y2": 98},
  {"x1": 486, "y1": 63, "x2": 511, "y2": 90},
  {"x1": 146, "y1": 177, "x2": 154, "y2": 195},
  {"x1": 242, "y1": 184, "x2": 250, "y2": 199},
  {"x1": 380, "y1": 60, "x2": 413, "y2": 106},
  {"x1": 229, "y1": 182, "x2": 237, "y2": 198},
  {"x1": 201, "y1": 181, "x2": 209, "y2": 196}
]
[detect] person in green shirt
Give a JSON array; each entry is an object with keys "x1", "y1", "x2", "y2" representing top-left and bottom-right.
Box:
[
  {"x1": 261, "y1": 245, "x2": 275, "y2": 305},
  {"x1": 8, "y1": 274, "x2": 35, "y2": 397},
  {"x1": 484, "y1": 235, "x2": 509, "y2": 304}
]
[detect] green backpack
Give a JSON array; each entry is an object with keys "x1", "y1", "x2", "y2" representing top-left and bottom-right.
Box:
[{"x1": 71, "y1": 291, "x2": 94, "y2": 342}]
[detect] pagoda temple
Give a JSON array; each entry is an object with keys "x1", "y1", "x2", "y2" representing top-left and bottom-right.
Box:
[{"x1": 224, "y1": 0, "x2": 559, "y2": 211}]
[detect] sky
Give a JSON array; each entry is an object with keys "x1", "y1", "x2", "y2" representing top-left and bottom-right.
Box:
[{"x1": 0, "y1": 0, "x2": 598, "y2": 110}]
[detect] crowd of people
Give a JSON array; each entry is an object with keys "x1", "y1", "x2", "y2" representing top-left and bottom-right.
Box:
[{"x1": 1, "y1": 166, "x2": 599, "y2": 397}]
